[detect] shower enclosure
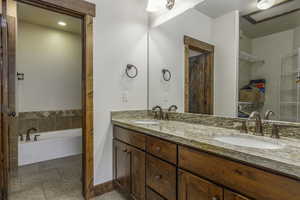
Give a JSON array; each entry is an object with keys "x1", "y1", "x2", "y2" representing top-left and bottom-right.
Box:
[{"x1": 280, "y1": 49, "x2": 300, "y2": 122}]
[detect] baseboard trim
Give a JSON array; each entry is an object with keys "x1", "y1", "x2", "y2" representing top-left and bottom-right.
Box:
[{"x1": 92, "y1": 180, "x2": 114, "y2": 198}]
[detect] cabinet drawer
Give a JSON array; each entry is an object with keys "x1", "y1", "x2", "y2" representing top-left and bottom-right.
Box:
[
  {"x1": 146, "y1": 155, "x2": 176, "y2": 200},
  {"x1": 224, "y1": 190, "x2": 250, "y2": 200},
  {"x1": 146, "y1": 136, "x2": 177, "y2": 164},
  {"x1": 179, "y1": 145, "x2": 300, "y2": 200},
  {"x1": 113, "y1": 126, "x2": 146, "y2": 150},
  {"x1": 146, "y1": 188, "x2": 165, "y2": 200}
]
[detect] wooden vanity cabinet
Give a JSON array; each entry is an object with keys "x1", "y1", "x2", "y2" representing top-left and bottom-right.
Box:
[
  {"x1": 113, "y1": 140, "x2": 146, "y2": 200},
  {"x1": 178, "y1": 169, "x2": 223, "y2": 200},
  {"x1": 113, "y1": 126, "x2": 300, "y2": 200}
]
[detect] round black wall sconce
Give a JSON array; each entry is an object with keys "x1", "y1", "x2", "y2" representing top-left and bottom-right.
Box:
[
  {"x1": 162, "y1": 69, "x2": 171, "y2": 81},
  {"x1": 125, "y1": 64, "x2": 138, "y2": 79}
]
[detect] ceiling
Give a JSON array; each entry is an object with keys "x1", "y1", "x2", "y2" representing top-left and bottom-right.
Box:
[
  {"x1": 17, "y1": 2, "x2": 82, "y2": 34},
  {"x1": 195, "y1": 0, "x2": 300, "y2": 38}
]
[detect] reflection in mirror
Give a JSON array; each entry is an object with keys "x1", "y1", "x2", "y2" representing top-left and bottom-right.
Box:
[
  {"x1": 184, "y1": 36, "x2": 214, "y2": 114},
  {"x1": 238, "y1": 0, "x2": 300, "y2": 122},
  {"x1": 149, "y1": 1, "x2": 239, "y2": 117}
]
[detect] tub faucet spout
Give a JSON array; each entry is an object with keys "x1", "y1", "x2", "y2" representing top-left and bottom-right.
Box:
[{"x1": 26, "y1": 128, "x2": 37, "y2": 141}]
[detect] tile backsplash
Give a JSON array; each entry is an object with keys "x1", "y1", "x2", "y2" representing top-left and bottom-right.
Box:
[{"x1": 18, "y1": 109, "x2": 82, "y2": 134}]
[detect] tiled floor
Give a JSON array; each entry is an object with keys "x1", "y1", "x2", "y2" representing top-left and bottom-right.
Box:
[{"x1": 8, "y1": 155, "x2": 125, "y2": 200}]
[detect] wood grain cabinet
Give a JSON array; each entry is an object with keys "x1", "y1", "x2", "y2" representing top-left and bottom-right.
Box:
[
  {"x1": 146, "y1": 155, "x2": 176, "y2": 200},
  {"x1": 178, "y1": 169, "x2": 223, "y2": 200},
  {"x1": 113, "y1": 140, "x2": 146, "y2": 200},
  {"x1": 113, "y1": 126, "x2": 300, "y2": 200},
  {"x1": 224, "y1": 190, "x2": 250, "y2": 200}
]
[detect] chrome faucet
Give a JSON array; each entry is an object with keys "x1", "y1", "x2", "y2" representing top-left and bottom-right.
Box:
[
  {"x1": 265, "y1": 110, "x2": 275, "y2": 120},
  {"x1": 248, "y1": 111, "x2": 263, "y2": 136},
  {"x1": 152, "y1": 105, "x2": 163, "y2": 120},
  {"x1": 26, "y1": 128, "x2": 37, "y2": 141}
]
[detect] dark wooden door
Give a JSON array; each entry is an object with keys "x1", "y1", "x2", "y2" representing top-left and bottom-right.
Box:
[
  {"x1": 0, "y1": 13, "x2": 10, "y2": 200},
  {"x1": 188, "y1": 53, "x2": 213, "y2": 115},
  {"x1": 178, "y1": 169, "x2": 223, "y2": 200},
  {"x1": 224, "y1": 190, "x2": 250, "y2": 200}
]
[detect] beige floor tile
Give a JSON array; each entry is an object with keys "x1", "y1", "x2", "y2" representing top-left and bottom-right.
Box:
[
  {"x1": 9, "y1": 186, "x2": 46, "y2": 200},
  {"x1": 9, "y1": 155, "x2": 83, "y2": 200},
  {"x1": 93, "y1": 191, "x2": 127, "y2": 200}
]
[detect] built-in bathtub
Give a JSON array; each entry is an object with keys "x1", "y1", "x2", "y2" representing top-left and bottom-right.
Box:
[{"x1": 18, "y1": 128, "x2": 82, "y2": 166}]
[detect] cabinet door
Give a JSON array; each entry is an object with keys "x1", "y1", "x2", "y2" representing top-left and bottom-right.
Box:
[
  {"x1": 224, "y1": 190, "x2": 250, "y2": 200},
  {"x1": 146, "y1": 187, "x2": 165, "y2": 200},
  {"x1": 178, "y1": 169, "x2": 223, "y2": 200},
  {"x1": 130, "y1": 145, "x2": 146, "y2": 200},
  {"x1": 114, "y1": 140, "x2": 131, "y2": 192}
]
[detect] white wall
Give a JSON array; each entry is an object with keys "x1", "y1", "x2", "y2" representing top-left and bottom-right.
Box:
[
  {"x1": 149, "y1": 8, "x2": 213, "y2": 111},
  {"x1": 17, "y1": 21, "x2": 82, "y2": 112},
  {"x1": 212, "y1": 11, "x2": 239, "y2": 117},
  {"x1": 88, "y1": 0, "x2": 148, "y2": 185}
]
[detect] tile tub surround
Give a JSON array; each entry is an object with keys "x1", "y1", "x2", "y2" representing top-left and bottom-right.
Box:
[
  {"x1": 9, "y1": 109, "x2": 82, "y2": 170},
  {"x1": 18, "y1": 109, "x2": 82, "y2": 134},
  {"x1": 111, "y1": 110, "x2": 300, "y2": 180}
]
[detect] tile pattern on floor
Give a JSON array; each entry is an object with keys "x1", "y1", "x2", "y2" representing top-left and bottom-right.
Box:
[
  {"x1": 8, "y1": 155, "x2": 126, "y2": 200},
  {"x1": 9, "y1": 155, "x2": 82, "y2": 200}
]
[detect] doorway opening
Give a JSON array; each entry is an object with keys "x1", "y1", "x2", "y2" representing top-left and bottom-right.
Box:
[
  {"x1": 0, "y1": 0, "x2": 95, "y2": 199},
  {"x1": 8, "y1": 2, "x2": 83, "y2": 199},
  {"x1": 184, "y1": 36, "x2": 214, "y2": 114}
]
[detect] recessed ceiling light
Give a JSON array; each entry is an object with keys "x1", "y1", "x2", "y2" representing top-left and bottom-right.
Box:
[
  {"x1": 58, "y1": 21, "x2": 67, "y2": 26},
  {"x1": 257, "y1": 0, "x2": 275, "y2": 10}
]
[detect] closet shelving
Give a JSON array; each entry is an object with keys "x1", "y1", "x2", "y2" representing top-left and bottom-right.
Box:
[{"x1": 239, "y1": 51, "x2": 265, "y2": 64}]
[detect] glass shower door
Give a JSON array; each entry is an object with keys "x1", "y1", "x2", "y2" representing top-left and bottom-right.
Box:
[{"x1": 280, "y1": 50, "x2": 300, "y2": 122}]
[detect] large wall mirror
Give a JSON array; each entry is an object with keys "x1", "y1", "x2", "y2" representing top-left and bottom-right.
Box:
[
  {"x1": 148, "y1": 0, "x2": 300, "y2": 123},
  {"x1": 239, "y1": 0, "x2": 300, "y2": 122}
]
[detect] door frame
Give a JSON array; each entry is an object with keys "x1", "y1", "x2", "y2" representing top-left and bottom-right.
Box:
[
  {"x1": 184, "y1": 35, "x2": 214, "y2": 114},
  {"x1": 0, "y1": 0, "x2": 95, "y2": 199}
]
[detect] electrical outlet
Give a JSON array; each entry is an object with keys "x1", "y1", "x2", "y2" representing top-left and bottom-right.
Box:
[{"x1": 121, "y1": 92, "x2": 128, "y2": 103}]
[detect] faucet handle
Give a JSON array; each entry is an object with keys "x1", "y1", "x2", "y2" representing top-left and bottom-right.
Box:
[
  {"x1": 152, "y1": 111, "x2": 158, "y2": 119},
  {"x1": 34, "y1": 135, "x2": 41, "y2": 141},
  {"x1": 271, "y1": 124, "x2": 280, "y2": 139},
  {"x1": 19, "y1": 134, "x2": 24, "y2": 141},
  {"x1": 240, "y1": 121, "x2": 248, "y2": 133}
]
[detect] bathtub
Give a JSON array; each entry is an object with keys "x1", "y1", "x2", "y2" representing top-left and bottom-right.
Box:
[{"x1": 18, "y1": 128, "x2": 82, "y2": 166}]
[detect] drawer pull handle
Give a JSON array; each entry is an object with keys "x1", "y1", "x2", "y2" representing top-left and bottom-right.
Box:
[
  {"x1": 212, "y1": 197, "x2": 219, "y2": 200},
  {"x1": 155, "y1": 175, "x2": 162, "y2": 180},
  {"x1": 155, "y1": 146, "x2": 161, "y2": 152}
]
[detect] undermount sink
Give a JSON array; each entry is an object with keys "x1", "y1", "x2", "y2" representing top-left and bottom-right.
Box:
[
  {"x1": 214, "y1": 136, "x2": 284, "y2": 150},
  {"x1": 133, "y1": 120, "x2": 160, "y2": 125}
]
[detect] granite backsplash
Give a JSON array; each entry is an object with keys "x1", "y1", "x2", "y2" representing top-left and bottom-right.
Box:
[{"x1": 111, "y1": 110, "x2": 300, "y2": 140}]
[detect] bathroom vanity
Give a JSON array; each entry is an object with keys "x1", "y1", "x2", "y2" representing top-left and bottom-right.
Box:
[{"x1": 112, "y1": 111, "x2": 300, "y2": 200}]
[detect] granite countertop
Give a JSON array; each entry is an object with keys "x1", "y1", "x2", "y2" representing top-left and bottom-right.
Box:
[{"x1": 111, "y1": 112, "x2": 300, "y2": 181}]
